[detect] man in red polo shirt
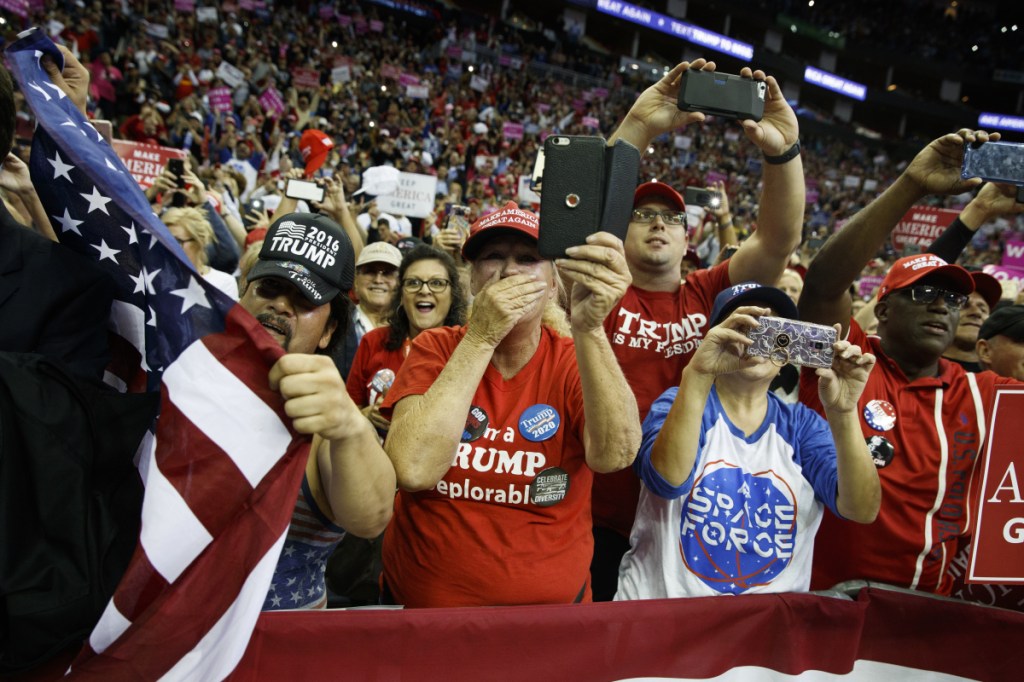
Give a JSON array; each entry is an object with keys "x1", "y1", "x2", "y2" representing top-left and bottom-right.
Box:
[{"x1": 798, "y1": 129, "x2": 1022, "y2": 594}]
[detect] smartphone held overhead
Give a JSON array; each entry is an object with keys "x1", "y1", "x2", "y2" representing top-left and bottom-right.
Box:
[
  {"x1": 685, "y1": 187, "x2": 722, "y2": 210},
  {"x1": 961, "y1": 140, "x2": 1024, "y2": 185},
  {"x1": 677, "y1": 70, "x2": 766, "y2": 122},
  {"x1": 285, "y1": 178, "x2": 325, "y2": 203}
]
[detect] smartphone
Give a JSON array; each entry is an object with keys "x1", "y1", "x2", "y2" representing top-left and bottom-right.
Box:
[
  {"x1": 537, "y1": 135, "x2": 606, "y2": 259},
  {"x1": 529, "y1": 147, "x2": 545, "y2": 193},
  {"x1": 167, "y1": 158, "x2": 186, "y2": 188},
  {"x1": 286, "y1": 178, "x2": 326, "y2": 203},
  {"x1": 444, "y1": 204, "x2": 472, "y2": 238},
  {"x1": 746, "y1": 317, "x2": 837, "y2": 369},
  {"x1": 685, "y1": 187, "x2": 722, "y2": 210},
  {"x1": 677, "y1": 70, "x2": 766, "y2": 122},
  {"x1": 961, "y1": 140, "x2": 1024, "y2": 185}
]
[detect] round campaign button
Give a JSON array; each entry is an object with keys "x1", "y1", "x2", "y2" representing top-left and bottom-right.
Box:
[
  {"x1": 462, "y1": 405, "x2": 489, "y2": 442},
  {"x1": 863, "y1": 399, "x2": 896, "y2": 432},
  {"x1": 518, "y1": 404, "x2": 560, "y2": 442},
  {"x1": 529, "y1": 467, "x2": 570, "y2": 507},
  {"x1": 866, "y1": 435, "x2": 895, "y2": 469}
]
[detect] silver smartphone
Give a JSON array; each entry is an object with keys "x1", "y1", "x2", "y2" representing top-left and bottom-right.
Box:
[{"x1": 746, "y1": 316, "x2": 837, "y2": 368}]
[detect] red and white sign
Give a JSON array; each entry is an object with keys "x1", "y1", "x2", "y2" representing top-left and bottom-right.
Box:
[
  {"x1": 970, "y1": 388, "x2": 1024, "y2": 584},
  {"x1": 291, "y1": 68, "x2": 321, "y2": 90},
  {"x1": 208, "y1": 86, "x2": 233, "y2": 114},
  {"x1": 1004, "y1": 240, "x2": 1024, "y2": 269},
  {"x1": 581, "y1": 116, "x2": 600, "y2": 129},
  {"x1": 111, "y1": 140, "x2": 187, "y2": 189},
  {"x1": 892, "y1": 206, "x2": 960, "y2": 250}
]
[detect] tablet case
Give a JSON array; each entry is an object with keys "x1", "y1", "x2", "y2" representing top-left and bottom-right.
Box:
[{"x1": 537, "y1": 136, "x2": 640, "y2": 258}]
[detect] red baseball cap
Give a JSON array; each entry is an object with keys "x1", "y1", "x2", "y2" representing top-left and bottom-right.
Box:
[
  {"x1": 462, "y1": 201, "x2": 540, "y2": 260},
  {"x1": 970, "y1": 271, "x2": 1002, "y2": 309},
  {"x1": 299, "y1": 129, "x2": 334, "y2": 177},
  {"x1": 877, "y1": 254, "x2": 974, "y2": 300},
  {"x1": 633, "y1": 180, "x2": 686, "y2": 211}
]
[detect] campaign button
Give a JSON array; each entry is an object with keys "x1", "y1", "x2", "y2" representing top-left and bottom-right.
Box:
[
  {"x1": 518, "y1": 404, "x2": 560, "y2": 442},
  {"x1": 866, "y1": 435, "x2": 895, "y2": 468},
  {"x1": 462, "y1": 405, "x2": 489, "y2": 442},
  {"x1": 530, "y1": 467, "x2": 569, "y2": 507},
  {"x1": 863, "y1": 399, "x2": 896, "y2": 431}
]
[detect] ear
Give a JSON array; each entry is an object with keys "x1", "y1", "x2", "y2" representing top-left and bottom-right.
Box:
[
  {"x1": 875, "y1": 299, "x2": 890, "y2": 324},
  {"x1": 976, "y1": 338, "x2": 992, "y2": 366},
  {"x1": 318, "y1": 318, "x2": 339, "y2": 351}
]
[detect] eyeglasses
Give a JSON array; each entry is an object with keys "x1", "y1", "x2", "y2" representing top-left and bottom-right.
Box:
[
  {"x1": 403, "y1": 277, "x2": 451, "y2": 294},
  {"x1": 898, "y1": 285, "x2": 968, "y2": 311},
  {"x1": 631, "y1": 208, "x2": 686, "y2": 225}
]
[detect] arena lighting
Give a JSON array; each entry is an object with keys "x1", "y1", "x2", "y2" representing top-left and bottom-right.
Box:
[
  {"x1": 594, "y1": 0, "x2": 754, "y2": 61},
  {"x1": 364, "y1": 0, "x2": 431, "y2": 18},
  {"x1": 803, "y1": 66, "x2": 867, "y2": 101},
  {"x1": 978, "y1": 112, "x2": 1024, "y2": 132}
]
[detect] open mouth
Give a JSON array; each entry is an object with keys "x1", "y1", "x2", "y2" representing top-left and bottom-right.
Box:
[
  {"x1": 414, "y1": 301, "x2": 436, "y2": 314},
  {"x1": 256, "y1": 313, "x2": 292, "y2": 344}
]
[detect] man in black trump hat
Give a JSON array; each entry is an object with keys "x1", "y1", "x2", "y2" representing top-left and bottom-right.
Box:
[{"x1": 239, "y1": 212, "x2": 396, "y2": 611}]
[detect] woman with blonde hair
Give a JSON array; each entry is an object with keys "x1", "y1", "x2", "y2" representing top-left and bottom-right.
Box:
[{"x1": 162, "y1": 206, "x2": 239, "y2": 299}]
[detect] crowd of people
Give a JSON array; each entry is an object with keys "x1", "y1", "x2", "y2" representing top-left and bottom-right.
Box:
[{"x1": 4, "y1": 0, "x2": 1024, "y2": 672}]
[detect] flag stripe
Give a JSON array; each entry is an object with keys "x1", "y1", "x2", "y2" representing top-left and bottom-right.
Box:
[
  {"x1": 70, "y1": 440, "x2": 309, "y2": 679},
  {"x1": 88, "y1": 599, "x2": 132, "y2": 656},
  {"x1": 164, "y1": 340, "x2": 292, "y2": 488},
  {"x1": 160, "y1": 529, "x2": 289, "y2": 682},
  {"x1": 139, "y1": 446, "x2": 215, "y2": 583}
]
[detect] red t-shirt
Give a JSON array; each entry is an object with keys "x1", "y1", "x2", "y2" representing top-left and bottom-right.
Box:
[
  {"x1": 800, "y1": 321, "x2": 1020, "y2": 595},
  {"x1": 594, "y1": 263, "x2": 732, "y2": 537},
  {"x1": 345, "y1": 327, "x2": 407, "y2": 407},
  {"x1": 380, "y1": 326, "x2": 591, "y2": 607}
]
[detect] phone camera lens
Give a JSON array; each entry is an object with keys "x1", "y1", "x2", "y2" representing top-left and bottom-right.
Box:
[{"x1": 775, "y1": 333, "x2": 791, "y2": 348}]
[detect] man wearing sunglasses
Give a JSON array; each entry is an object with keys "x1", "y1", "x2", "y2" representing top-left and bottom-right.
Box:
[
  {"x1": 796, "y1": 129, "x2": 1022, "y2": 596},
  {"x1": 240, "y1": 212, "x2": 396, "y2": 610}
]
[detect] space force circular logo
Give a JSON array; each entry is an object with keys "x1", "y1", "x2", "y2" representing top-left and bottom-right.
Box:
[
  {"x1": 863, "y1": 399, "x2": 896, "y2": 431},
  {"x1": 680, "y1": 463, "x2": 796, "y2": 595},
  {"x1": 518, "y1": 404, "x2": 560, "y2": 442}
]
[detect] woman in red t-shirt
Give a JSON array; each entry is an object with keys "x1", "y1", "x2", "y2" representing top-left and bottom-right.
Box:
[{"x1": 346, "y1": 245, "x2": 467, "y2": 435}]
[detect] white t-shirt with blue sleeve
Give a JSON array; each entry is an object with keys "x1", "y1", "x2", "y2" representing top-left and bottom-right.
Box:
[{"x1": 616, "y1": 385, "x2": 841, "y2": 600}]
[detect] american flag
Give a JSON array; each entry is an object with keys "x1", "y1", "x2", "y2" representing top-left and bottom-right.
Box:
[{"x1": 7, "y1": 29, "x2": 310, "y2": 680}]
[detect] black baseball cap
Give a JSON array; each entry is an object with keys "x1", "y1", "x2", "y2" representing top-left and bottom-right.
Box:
[
  {"x1": 978, "y1": 304, "x2": 1024, "y2": 342},
  {"x1": 248, "y1": 212, "x2": 355, "y2": 304}
]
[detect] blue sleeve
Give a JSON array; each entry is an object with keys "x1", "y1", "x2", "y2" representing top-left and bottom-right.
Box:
[
  {"x1": 202, "y1": 202, "x2": 240, "y2": 273},
  {"x1": 632, "y1": 386, "x2": 706, "y2": 500},
  {"x1": 789, "y1": 402, "x2": 842, "y2": 516}
]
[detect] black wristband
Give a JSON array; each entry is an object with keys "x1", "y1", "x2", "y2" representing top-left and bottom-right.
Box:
[{"x1": 763, "y1": 140, "x2": 801, "y2": 165}]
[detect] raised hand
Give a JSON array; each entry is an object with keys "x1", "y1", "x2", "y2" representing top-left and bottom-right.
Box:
[
  {"x1": 269, "y1": 354, "x2": 363, "y2": 442},
  {"x1": 557, "y1": 232, "x2": 631, "y2": 334},
  {"x1": 465, "y1": 271, "x2": 548, "y2": 347},
  {"x1": 816, "y1": 331, "x2": 877, "y2": 414},
  {"x1": 686, "y1": 306, "x2": 766, "y2": 378}
]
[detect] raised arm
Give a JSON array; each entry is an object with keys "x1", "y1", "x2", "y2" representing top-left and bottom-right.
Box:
[
  {"x1": 928, "y1": 181, "x2": 1024, "y2": 262},
  {"x1": 269, "y1": 354, "x2": 395, "y2": 538},
  {"x1": 800, "y1": 129, "x2": 994, "y2": 333},
  {"x1": 557, "y1": 232, "x2": 641, "y2": 473},
  {"x1": 727, "y1": 70, "x2": 803, "y2": 285},
  {"x1": 385, "y1": 273, "x2": 548, "y2": 491}
]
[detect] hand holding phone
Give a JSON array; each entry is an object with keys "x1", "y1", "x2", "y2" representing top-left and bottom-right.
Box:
[
  {"x1": 961, "y1": 140, "x2": 1024, "y2": 186},
  {"x1": 167, "y1": 158, "x2": 186, "y2": 188},
  {"x1": 746, "y1": 316, "x2": 837, "y2": 368}
]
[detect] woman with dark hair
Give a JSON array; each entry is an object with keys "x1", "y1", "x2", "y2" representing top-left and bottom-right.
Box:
[
  {"x1": 331, "y1": 245, "x2": 466, "y2": 606},
  {"x1": 346, "y1": 244, "x2": 467, "y2": 436}
]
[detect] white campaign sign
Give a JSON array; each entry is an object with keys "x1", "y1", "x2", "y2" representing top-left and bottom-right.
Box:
[{"x1": 375, "y1": 172, "x2": 438, "y2": 218}]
